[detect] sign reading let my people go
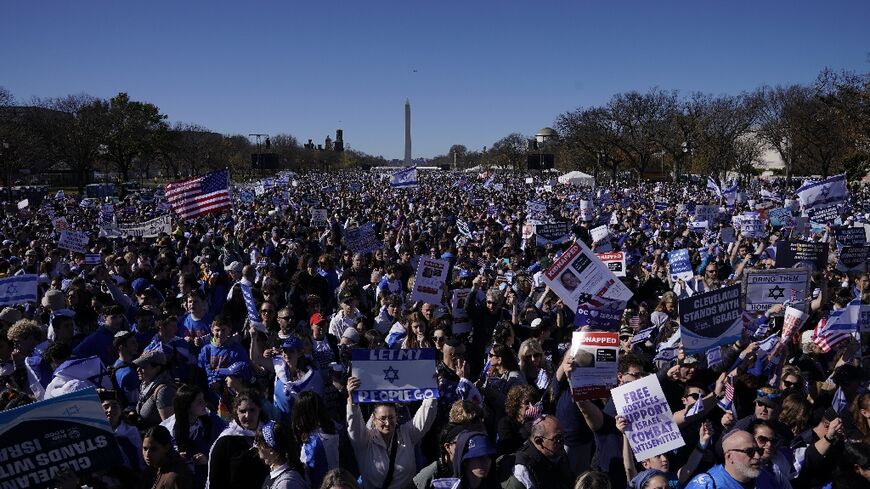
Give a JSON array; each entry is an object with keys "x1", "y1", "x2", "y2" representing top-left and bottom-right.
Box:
[{"x1": 351, "y1": 349, "x2": 439, "y2": 403}]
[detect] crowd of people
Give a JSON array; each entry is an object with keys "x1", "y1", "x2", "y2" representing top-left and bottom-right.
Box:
[{"x1": 1, "y1": 168, "x2": 870, "y2": 489}]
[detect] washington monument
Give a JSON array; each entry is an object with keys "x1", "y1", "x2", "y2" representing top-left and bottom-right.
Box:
[{"x1": 404, "y1": 99, "x2": 412, "y2": 166}]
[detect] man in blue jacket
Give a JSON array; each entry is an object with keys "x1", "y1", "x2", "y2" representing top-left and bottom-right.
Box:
[{"x1": 685, "y1": 430, "x2": 780, "y2": 489}]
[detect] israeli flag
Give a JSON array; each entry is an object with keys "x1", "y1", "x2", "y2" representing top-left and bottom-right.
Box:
[
  {"x1": 796, "y1": 174, "x2": 847, "y2": 210},
  {"x1": 822, "y1": 299, "x2": 861, "y2": 334},
  {"x1": 0, "y1": 275, "x2": 38, "y2": 306},
  {"x1": 760, "y1": 189, "x2": 781, "y2": 202},
  {"x1": 724, "y1": 182, "x2": 739, "y2": 208},
  {"x1": 390, "y1": 166, "x2": 418, "y2": 188},
  {"x1": 386, "y1": 322, "x2": 407, "y2": 348},
  {"x1": 706, "y1": 177, "x2": 723, "y2": 199}
]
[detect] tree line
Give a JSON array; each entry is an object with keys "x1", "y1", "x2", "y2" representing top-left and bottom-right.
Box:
[{"x1": 1, "y1": 63, "x2": 868, "y2": 186}]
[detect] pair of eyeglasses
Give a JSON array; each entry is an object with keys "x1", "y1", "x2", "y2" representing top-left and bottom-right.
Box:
[
  {"x1": 782, "y1": 380, "x2": 798, "y2": 389},
  {"x1": 261, "y1": 309, "x2": 275, "y2": 314},
  {"x1": 684, "y1": 392, "x2": 701, "y2": 400},
  {"x1": 728, "y1": 447, "x2": 764, "y2": 457},
  {"x1": 488, "y1": 352, "x2": 499, "y2": 358},
  {"x1": 433, "y1": 336, "x2": 446, "y2": 343},
  {"x1": 375, "y1": 415, "x2": 397, "y2": 423},
  {"x1": 278, "y1": 316, "x2": 293, "y2": 321}
]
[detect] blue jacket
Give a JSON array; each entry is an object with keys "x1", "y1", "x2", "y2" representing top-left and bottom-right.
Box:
[{"x1": 685, "y1": 464, "x2": 779, "y2": 489}]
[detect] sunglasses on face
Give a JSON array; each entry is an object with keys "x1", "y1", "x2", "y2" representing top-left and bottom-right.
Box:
[
  {"x1": 782, "y1": 380, "x2": 798, "y2": 389},
  {"x1": 755, "y1": 435, "x2": 779, "y2": 446},
  {"x1": 684, "y1": 392, "x2": 701, "y2": 400},
  {"x1": 278, "y1": 316, "x2": 293, "y2": 321},
  {"x1": 729, "y1": 447, "x2": 764, "y2": 457}
]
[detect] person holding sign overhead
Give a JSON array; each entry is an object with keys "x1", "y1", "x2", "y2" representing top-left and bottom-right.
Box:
[{"x1": 346, "y1": 375, "x2": 437, "y2": 489}]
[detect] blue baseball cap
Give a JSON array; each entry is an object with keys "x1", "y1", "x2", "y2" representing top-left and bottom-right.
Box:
[
  {"x1": 281, "y1": 336, "x2": 304, "y2": 352},
  {"x1": 462, "y1": 434, "x2": 496, "y2": 461}
]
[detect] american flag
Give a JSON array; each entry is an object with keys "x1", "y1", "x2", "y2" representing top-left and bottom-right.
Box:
[
  {"x1": 165, "y1": 170, "x2": 231, "y2": 220},
  {"x1": 717, "y1": 375, "x2": 735, "y2": 413},
  {"x1": 813, "y1": 300, "x2": 861, "y2": 352}
]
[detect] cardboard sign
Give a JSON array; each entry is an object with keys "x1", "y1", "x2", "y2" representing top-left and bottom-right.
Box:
[
  {"x1": 668, "y1": 249, "x2": 694, "y2": 282},
  {"x1": 775, "y1": 241, "x2": 829, "y2": 269},
  {"x1": 768, "y1": 207, "x2": 794, "y2": 228},
  {"x1": 99, "y1": 215, "x2": 172, "y2": 239},
  {"x1": 837, "y1": 246, "x2": 869, "y2": 273},
  {"x1": 58, "y1": 231, "x2": 89, "y2": 253},
  {"x1": 350, "y1": 349, "x2": 438, "y2": 403},
  {"x1": 17, "y1": 199, "x2": 29, "y2": 210},
  {"x1": 678, "y1": 284, "x2": 743, "y2": 354},
  {"x1": 694, "y1": 205, "x2": 718, "y2": 226},
  {"x1": 542, "y1": 241, "x2": 633, "y2": 313},
  {"x1": 612, "y1": 375, "x2": 686, "y2": 460},
  {"x1": 590, "y1": 225, "x2": 610, "y2": 244},
  {"x1": 595, "y1": 251, "x2": 626, "y2": 277},
  {"x1": 568, "y1": 331, "x2": 619, "y2": 401},
  {"x1": 410, "y1": 257, "x2": 449, "y2": 304},
  {"x1": 836, "y1": 227, "x2": 868, "y2": 247},
  {"x1": 806, "y1": 204, "x2": 840, "y2": 224},
  {"x1": 0, "y1": 388, "x2": 123, "y2": 489},
  {"x1": 740, "y1": 218, "x2": 766, "y2": 238},
  {"x1": 743, "y1": 269, "x2": 811, "y2": 312}
]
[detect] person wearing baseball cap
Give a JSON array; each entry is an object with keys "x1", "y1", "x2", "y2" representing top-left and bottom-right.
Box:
[
  {"x1": 309, "y1": 312, "x2": 339, "y2": 370},
  {"x1": 269, "y1": 334, "x2": 324, "y2": 422}
]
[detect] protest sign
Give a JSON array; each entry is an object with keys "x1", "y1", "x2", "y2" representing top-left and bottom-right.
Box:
[
  {"x1": 526, "y1": 199, "x2": 547, "y2": 215},
  {"x1": 535, "y1": 222, "x2": 572, "y2": 245},
  {"x1": 768, "y1": 207, "x2": 794, "y2": 228},
  {"x1": 83, "y1": 254, "x2": 102, "y2": 266},
  {"x1": 542, "y1": 241, "x2": 633, "y2": 313},
  {"x1": 410, "y1": 257, "x2": 449, "y2": 304},
  {"x1": 740, "y1": 218, "x2": 766, "y2": 238},
  {"x1": 17, "y1": 199, "x2": 29, "y2": 210},
  {"x1": 837, "y1": 246, "x2": 869, "y2": 273},
  {"x1": 525, "y1": 177, "x2": 534, "y2": 184},
  {"x1": 775, "y1": 240, "x2": 829, "y2": 269},
  {"x1": 343, "y1": 222, "x2": 383, "y2": 254},
  {"x1": 835, "y1": 227, "x2": 868, "y2": 247},
  {"x1": 806, "y1": 204, "x2": 840, "y2": 224},
  {"x1": 678, "y1": 284, "x2": 743, "y2": 353},
  {"x1": 521, "y1": 223, "x2": 535, "y2": 240},
  {"x1": 568, "y1": 331, "x2": 619, "y2": 401},
  {"x1": 310, "y1": 208, "x2": 328, "y2": 228},
  {"x1": 668, "y1": 249, "x2": 694, "y2": 282},
  {"x1": 612, "y1": 375, "x2": 685, "y2": 460},
  {"x1": 99, "y1": 215, "x2": 172, "y2": 239},
  {"x1": 743, "y1": 269, "x2": 811, "y2": 312},
  {"x1": 574, "y1": 298, "x2": 627, "y2": 331},
  {"x1": 51, "y1": 217, "x2": 69, "y2": 234},
  {"x1": 457, "y1": 219, "x2": 474, "y2": 239},
  {"x1": 450, "y1": 288, "x2": 473, "y2": 335},
  {"x1": 58, "y1": 231, "x2": 89, "y2": 254},
  {"x1": 0, "y1": 274, "x2": 38, "y2": 306},
  {"x1": 350, "y1": 349, "x2": 438, "y2": 403},
  {"x1": 595, "y1": 251, "x2": 626, "y2": 277},
  {"x1": 0, "y1": 388, "x2": 123, "y2": 489},
  {"x1": 579, "y1": 200, "x2": 594, "y2": 221},
  {"x1": 694, "y1": 205, "x2": 718, "y2": 226},
  {"x1": 590, "y1": 225, "x2": 610, "y2": 244},
  {"x1": 782, "y1": 306, "x2": 808, "y2": 340}
]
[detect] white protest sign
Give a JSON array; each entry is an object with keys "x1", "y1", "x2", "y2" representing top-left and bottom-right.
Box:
[
  {"x1": 612, "y1": 375, "x2": 685, "y2": 460},
  {"x1": 695, "y1": 205, "x2": 718, "y2": 226},
  {"x1": 569, "y1": 331, "x2": 619, "y2": 401},
  {"x1": 58, "y1": 230, "x2": 89, "y2": 253},
  {"x1": 525, "y1": 177, "x2": 534, "y2": 184},
  {"x1": 782, "y1": 306, "x2": 808, "y2": 340},
  {"x1": 411, "y1": 257, "x2": 449, "y2": 304},
  {"x1": 17, "y1": 199, "x2": 29, "y2": 210},
  {"x1": 450, "y1": 288, "x2": 473, "y2": 335},
  {"x1": 350, "y1": 349, "x2": 439, "y2": 403},
  {"x1": 52, "y1": 217, "x2": 70, "y2": 234},
  {"x1": 668, "y1": 249, "x2": 694, "y2": 282},
  {"x1": 743, "y1": 269, "x2": 811, "y2": 312},
  {"x1": 310, "y1": 208, "x2": 328, "y2": 228},
  {"x1": 542, "y1": 241, "x2": 633, "y2": 313},
  {"x1": 590, "y1": 225, "x2": 610, "y2": 244},
  {"x1": 595, "y1": 251, "x2": 626, "y2": 277},
  {"x1": 99, "y1": 215, "x2": 172, "y2": 238}
]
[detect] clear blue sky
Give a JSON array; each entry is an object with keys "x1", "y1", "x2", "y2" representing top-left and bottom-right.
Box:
[{"x1": 2, "y1": 1, "x2": 869, "y2": 160}]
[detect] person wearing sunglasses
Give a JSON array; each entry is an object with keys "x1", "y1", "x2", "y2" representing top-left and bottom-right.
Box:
[
  {"x1": 748, "y1": 420, "x2": 793, "y2": 489},
  {"x1": 503, "y1": 415, "x2": 573, "y2": 489},
  {"x1": 685, "y1": 430, "x2": 776, "y2": 489}
]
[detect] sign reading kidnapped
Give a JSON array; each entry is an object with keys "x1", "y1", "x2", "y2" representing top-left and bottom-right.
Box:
[
  {"x1": 350, "y1": 349, "x2": 439, "y2": 403},
  {"x1": 0, "y1": 388, "x2": 123, "y2": 489},
  {"x1": 678, "y1": 285, "x2": 743, "y2": 354}
]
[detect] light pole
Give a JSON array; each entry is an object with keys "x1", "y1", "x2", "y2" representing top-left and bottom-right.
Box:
[
  {"x1": 680, "y1": 140, "x2": 693, "y2": 183},
  {"x1": 1, "y1": 141, "x2": 11, "y2": 203}
]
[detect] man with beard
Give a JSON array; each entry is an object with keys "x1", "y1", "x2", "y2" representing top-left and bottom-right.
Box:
[{"x1": 685, "y1": 430, "x2": 779, "y2": 489}]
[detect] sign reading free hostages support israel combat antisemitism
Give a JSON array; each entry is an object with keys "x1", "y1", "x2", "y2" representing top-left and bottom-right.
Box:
[{"x1": 350, "y1": 349, "x2": 439, "y2": 403}]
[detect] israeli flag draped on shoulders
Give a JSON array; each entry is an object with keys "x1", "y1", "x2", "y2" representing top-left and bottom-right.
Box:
[
  {"x1": 391, "y1": 166, "x2": 418, "y2": 188},
  {"x1": 796, "y1": 174, "x2": 847, "y2": 210},
  {"x1": 0, "y1": 274, "x2": 38, "y2": 306}
]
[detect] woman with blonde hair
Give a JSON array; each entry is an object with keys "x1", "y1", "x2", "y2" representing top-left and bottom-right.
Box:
[
  {"x1": 650, "y1": 292, "x2": 677, "y2": 330},
  {"x1": 518, "y1": 339, "x2": 551, "y2": 393}
]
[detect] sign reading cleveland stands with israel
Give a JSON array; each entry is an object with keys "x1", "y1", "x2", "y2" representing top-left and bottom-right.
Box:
[{"x1": 350, "y1": 349, "x2": 439, "y2": 403}]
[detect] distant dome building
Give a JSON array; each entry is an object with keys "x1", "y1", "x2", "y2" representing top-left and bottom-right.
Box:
[{"x1": 535, "y1": 127, "x2": 558, "y2": 144}]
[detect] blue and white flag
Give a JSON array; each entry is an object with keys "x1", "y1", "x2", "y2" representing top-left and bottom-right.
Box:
[
  {"x1": 238, "y1": 279, "x2": 264, "y2": 332},
  {"x1": 706, "y1": 347, "x2": 722, "y2": 369},
  {"x1": 686, "y1": 396, "x2": 705, "y2": 417},
  {"x1": 350, "y1": 348, "x2": 439, "y2": 403},
  {"x1": 760, "y1": 189, "x2": 782, "y2": 202},
  {"x1": 724, "y1": 182, "x2": 739, "y2": 208},
  {"x1": 832, "y1": 387, "x2": 848, "y2": 414},
  {"x1": 54, "y1": 190, "x2": 65, "y2": 200},
  {"x1": 822, "y1": 299, "x2": 861, "y2": 334},
  {"x1": 0, "y1": 274, "x2": 38, "y2": 306},
  {"x1": 796, "y1": 174, "x2": 847, "y2": 211},
  {"x1": 483, "y1": 175, "x2": 495, "y2": 189},
  {"x1": 631, "y1": 326, "x2": 655, "y2": 345},
  {"x1": 386, "y1": 322, "x2": 407, "y2": 348},
  {"x1": 390, "y1": 166, "x2": 418, "y2": 188},
  {"x1": 706, "y1": 177, "x2": 723, "y2": 199}
]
